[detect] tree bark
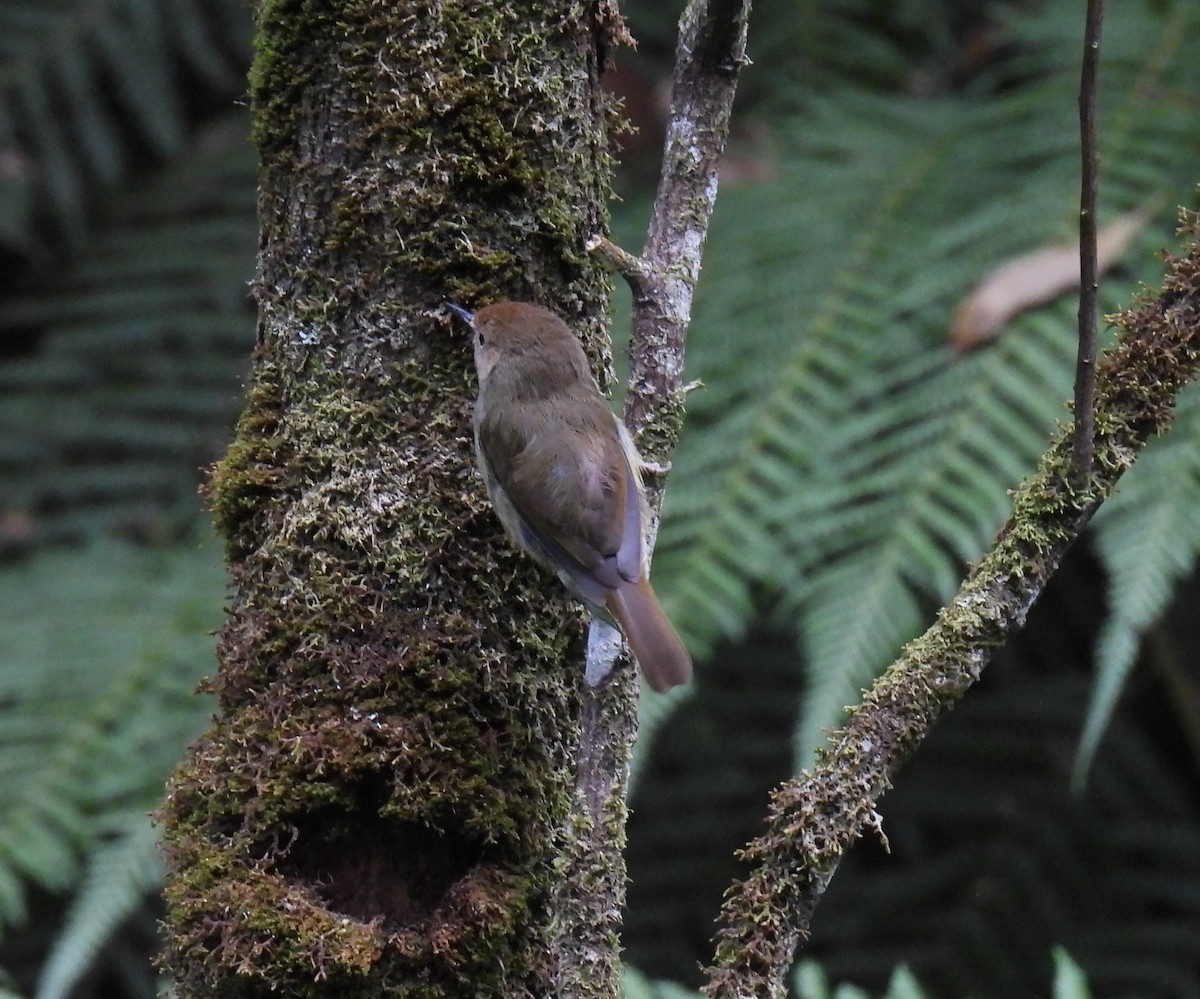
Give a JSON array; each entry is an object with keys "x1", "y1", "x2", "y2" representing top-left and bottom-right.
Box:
[{"x1": 159, "y1": 2, "x2": 627, "y2": 996}]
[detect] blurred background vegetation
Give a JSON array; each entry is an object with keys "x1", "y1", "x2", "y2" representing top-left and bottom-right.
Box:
[{"x1": 1, "y1": 0, "x2": 1197, "y2": 997}]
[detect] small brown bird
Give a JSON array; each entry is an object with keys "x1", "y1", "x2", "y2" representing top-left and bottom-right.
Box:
[{"x1": 447, "y1": 301, "x2": 692, "y2": 693}]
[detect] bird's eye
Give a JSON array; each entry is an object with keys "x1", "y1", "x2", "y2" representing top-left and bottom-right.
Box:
[{"x1": 477, "y1": 332, "x2": 486, "y2": 346}]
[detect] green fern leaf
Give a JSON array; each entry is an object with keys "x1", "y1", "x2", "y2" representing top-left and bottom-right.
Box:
[
  {"x1": 94, "y1": 0, "x2": 184, "y2": 157},
  {"x1": 1075, "y1": 385, "x2": 1200, "y2": 784},
  {"x1": 794, "y1": 959, "x2": 948, "y2": 999},
  {"x1": 621, "y1": 967, "x2": 703, "y2": 999},
  {"x1": 650, "y1": 0, "x2": 1200, "y2": 764},
  {"x1": 0, "y1": 538, "x2": 223, "y2": 933},
  {"x1": 166, "y1": 0, "x2": 252, "y2": 90},
  {"x1": 791, "y1": 312, "x2": 1091, "y2": 758},
  {"x1": 0, "y1": 110, "x2": 257, "y2": 548},
  {"x1": 1052, "y1": 949, "x2": 1092, "y2": 999},
  {"x1": 0, "y1": 0, "x2": 252, "y2": 250},
  {"x1": 34, "y1": 815, "x2": 162, "y2": 999}
]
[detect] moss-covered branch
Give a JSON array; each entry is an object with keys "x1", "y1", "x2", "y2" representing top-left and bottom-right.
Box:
[{"x1": 702, "y1": 213, "x2": 1200, "y2": 999}]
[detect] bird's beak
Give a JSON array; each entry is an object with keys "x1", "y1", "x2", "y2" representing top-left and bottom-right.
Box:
[{"x1": 444, "y1": 302, "x2": 474, "y2": 325}]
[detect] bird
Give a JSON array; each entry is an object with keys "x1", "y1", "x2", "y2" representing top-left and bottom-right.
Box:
[{"x1": 446, "y1": 300, "x2": 692, "y2": 693}]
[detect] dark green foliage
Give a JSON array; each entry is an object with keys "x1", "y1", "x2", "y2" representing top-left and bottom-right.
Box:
[
  {"x1": 626, "y1": 949, "x2": 1097, "y2": 998},
  {"x1": 0, "y1": 0, "x2": 257, "y2": 993},
  {"x1": 0, "y1": 0, "x2": 251, "y2": 254},
  {"x1": 808, "y1": 580, "x2": 1200, "y2": 997},
  {"x1": 1, "y1": 0, "x2": 1199, "y2": 995},
  {"x1": 1083, "y1": 383, "x2": 1200, "y2": 779},
  {"x1": 649, "y1": 0, "x2": 1200, "y2": 763},
  {"x1": 0, "y1": 538, "x2": 223, "y2": 998},
  {"x1": 622, "y1": 0, "x2": 1200, "y2": 993},
  {"x1": 0, "y1": 109, "x2": 259, "y2": 552},
  {"x1": 627, "y1": 550, "x2": 1200, "y2": 997}
]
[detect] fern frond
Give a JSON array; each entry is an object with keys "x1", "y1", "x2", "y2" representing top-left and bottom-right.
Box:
[
  {"x1": 1076, "y1": 385, "x2": 1200, "y2": 783},
  {"x1": 0, "y1": 539, "x2": 223, "y2": 932},
  {"x1": 1051, "y1": 950, "x2": 1092, "y2": 999},
  {"x1": 809, "y1": 670, "x2": 1200, "y2": 994},
  {"x1": 621, "y1": 967, "x2": 702, "y2": 999},
  {"x1": 0, "y1": 110, "x2": 257, "y2": 548},
  {"x1": 631, "y1": 686, "x2": 695, "y2": 791},
  {"x1": 35, "y1": 815, "x2": 161, "y2": 999},
  {"x1": 795, "y1": 961, "x2": 933, "y2": 999},
  {"x1": 793, "y1": 954, "x2": 1092, "y2": 999},
  {"x1": 790, "y1": 305, "x2": 1103, "y2": 756},
  {"x1": 650, "y1": 0, "x2": 1200, "y2": 763},
  {"x1": 0, "y1": 0, "x2": 252, "y2": 251}
]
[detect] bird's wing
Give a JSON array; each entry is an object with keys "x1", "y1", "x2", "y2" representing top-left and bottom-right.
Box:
[{"x1": 478, "y1": 395, "x2": 637, "y2": 594}]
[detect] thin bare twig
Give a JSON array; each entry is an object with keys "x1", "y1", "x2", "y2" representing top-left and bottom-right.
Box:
[
  {"x1": 573, "y1": 7, "x2": 751, "y2": 997},
  {"x1": 1072, "y1": 0, "x2": 1105, "y2": 483},
  {"x1": 589, "y1": 235, "x2": 652, "y2": 296},
  {"x1": 626, "y1": 0, "x2": 750, "y2": 439}
]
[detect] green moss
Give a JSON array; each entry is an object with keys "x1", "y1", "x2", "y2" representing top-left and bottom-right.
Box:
[
  {"x1": 207, "y1": 352, "x2": 289, "y2": 562},
  {"x1": 247, "y1": 0, "x2": 612, "y2": 342},
  {"x1": 172, "y1": 307, "x2": 589, "y2": 997},
  {"x1": 168, "y1": 0, "x2": 627, "y2": 993},
  {"x1": 248, "y1": 0, "x2": 325, "y2": 159}
]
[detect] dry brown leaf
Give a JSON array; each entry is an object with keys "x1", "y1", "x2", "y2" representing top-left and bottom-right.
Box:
[{"x1": 950, "y1": 208, "x2": 1150, "y2": 354}]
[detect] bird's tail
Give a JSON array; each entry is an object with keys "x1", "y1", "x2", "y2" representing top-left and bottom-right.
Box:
[{"x1": 607, "y1": 577, "x2": 693, "y2": 693}]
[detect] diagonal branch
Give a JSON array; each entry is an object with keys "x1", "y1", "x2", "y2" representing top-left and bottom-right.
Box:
[{"x1": 702, "y1": 213, "x2": 1200, "y2": 999}]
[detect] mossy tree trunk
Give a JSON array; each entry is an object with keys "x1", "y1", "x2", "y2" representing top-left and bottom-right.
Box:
[{"x1": 160, "y1": 2, "x2": 629, "y2": 996}]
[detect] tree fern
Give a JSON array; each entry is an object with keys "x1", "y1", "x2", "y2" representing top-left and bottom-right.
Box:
[{"x1": 650, "y1": 0, "x2": 1200, "y2": 763}]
